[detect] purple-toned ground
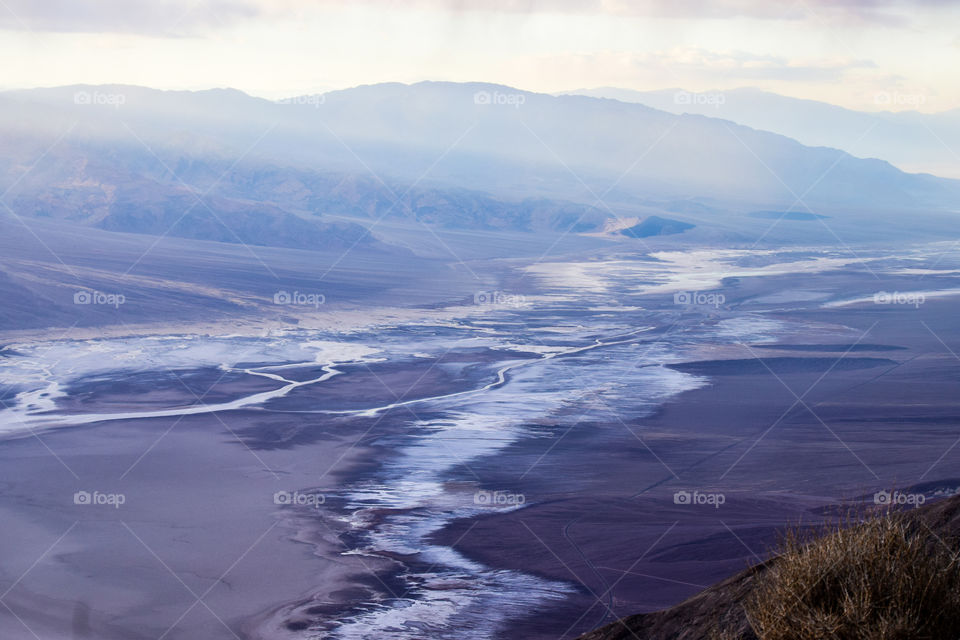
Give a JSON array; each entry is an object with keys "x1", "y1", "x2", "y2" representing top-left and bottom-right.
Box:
[{"x1": 2, "y1": 246, "x2": 960, "y2": 640}]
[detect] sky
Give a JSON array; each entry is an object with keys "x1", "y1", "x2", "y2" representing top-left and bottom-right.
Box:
[{"x1": 3, "y1": 0, "x2": 959, "y2": 112}]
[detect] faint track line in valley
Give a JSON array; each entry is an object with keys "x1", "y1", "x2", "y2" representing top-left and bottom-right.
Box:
[
  {"x1": 630, "y1": 436, "x2": 752, "y2": 498},
  {"x1": 631, "y1": 326, "x2": 893, "y2": 496},
  {"x1": 562, "y1": 517, "x2": 613, "y2": 628},
  {"x1": 721, "y1": 329, "x2": 879, "y2": 480},
  {"x1": 917, "y1": 322, "x2": 960, "y2": 480},
  {"x1": 0, "y1": 519, "x2": 78, "y2": 640},
  {"x1": 739, "y1": 341, "x2": 881, "y2": 480},
  {"x1": 124, "y1": 520, "x2": 277, "y2": 640},
  {"x1": 553, "y1": 520, "x2": 678, "y2": 640},
  {"x1": 812, "y1": 352, "x2": 923, "y2": 406},
  {"x1": 520, "y1": 521, "x2": 644, "y2": 640},
  {"x1": 593, "y1": 567, "x2": 708, "y2": 590}
]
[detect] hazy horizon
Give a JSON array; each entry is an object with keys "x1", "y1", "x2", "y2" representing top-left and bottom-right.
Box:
[
  {"x1": 3, "y1": 0, "x2": 959, "y2": 113},
  {"x1": 6, "y1": 80, "x2": 958, "y2": 117}
]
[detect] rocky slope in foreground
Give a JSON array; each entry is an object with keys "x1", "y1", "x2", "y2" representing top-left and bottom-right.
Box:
[{"x1": 576, "y1": 495, "x2": 960, "y2": 640}]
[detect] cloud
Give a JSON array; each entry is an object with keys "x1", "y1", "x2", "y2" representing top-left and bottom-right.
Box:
[
  {"x1": 298, "y1": 0, "x2": 953, "y2": 26},
  {"x1": 587, "y1": 0, "x2": 945, "y2": 25},
  {"x1": 0, "y1": 0, "x2": 951, "y2": 35},
  {"x1": 537, "y1": 48, "x2": 878, "y2": 86},
  {"x1": 486, "y1": 47, "x2": 893, "y2": 106},
  {"x1": 0, "y1": 0, "x2": 258, "y2": 35}
]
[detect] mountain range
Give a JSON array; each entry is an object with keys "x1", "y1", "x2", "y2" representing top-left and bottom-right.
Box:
[
  {"x1": 568, "y1": 86, "x2": 960, "y2": 179},
  {"x1": 2, "y1": 81, "x2": 959, "y2": 255}
]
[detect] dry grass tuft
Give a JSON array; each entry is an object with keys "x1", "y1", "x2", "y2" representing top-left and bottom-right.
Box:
[{"x1": 745, "y1": 511, "x2": 960, "y2": 640}]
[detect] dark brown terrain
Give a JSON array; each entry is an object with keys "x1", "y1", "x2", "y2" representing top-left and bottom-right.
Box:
[{"x1": 576, "y1": 494, "x2": 960, "y2": 640}]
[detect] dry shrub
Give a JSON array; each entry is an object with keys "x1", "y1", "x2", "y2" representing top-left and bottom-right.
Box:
[
  {"x1": 746, "y1": 512, "x2": 960, "y2": 640},
  {"x1": 708, "y1": 628, "x2": 746, "y2": 640}
]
